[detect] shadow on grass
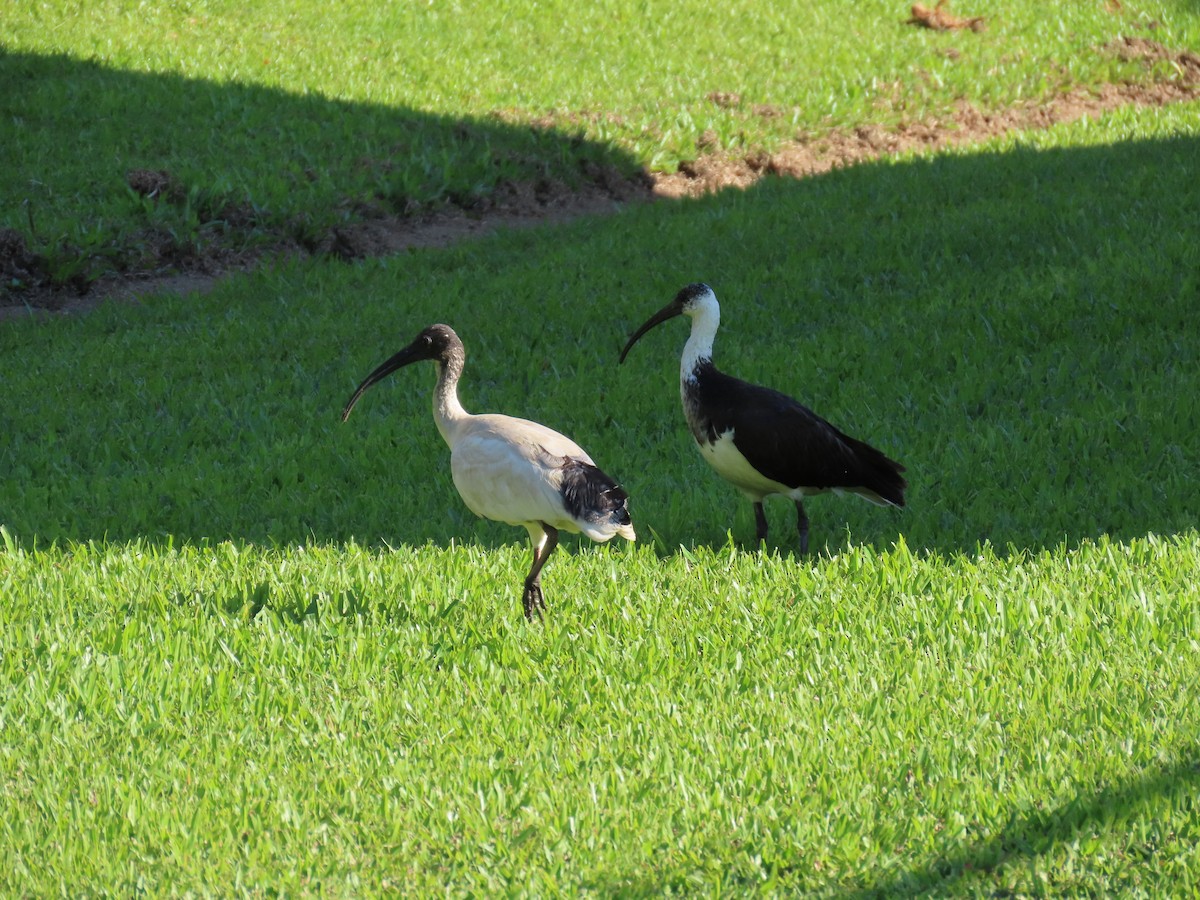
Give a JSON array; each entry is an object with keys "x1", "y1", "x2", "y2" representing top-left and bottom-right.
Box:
[
  {"x1": 0, "y1": 50, "x2": 644, "y2": 298},
  {"x1": 1, "y1": 102, "x2": 1197, "y2": 554},
  {"x1": 616, "y1": 131, "x2": 1199, "y2": 558},
  {"x1": 574, "y1": 751, "x2": 1200, "y2": 894},
  {"x1": 590, "y1": 748, "x2": 1200, "y2": 895},
  {"x1": 843, "y1": 749, "x2": 1200, "y2": 897}
]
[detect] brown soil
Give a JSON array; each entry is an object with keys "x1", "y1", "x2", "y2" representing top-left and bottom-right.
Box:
[
  {"x1": 4, "y1": 37, "x2": 1198, "y2": 320},
  {"x1": 655, "y1": 78, "x2": 1199, "y2": 199}
]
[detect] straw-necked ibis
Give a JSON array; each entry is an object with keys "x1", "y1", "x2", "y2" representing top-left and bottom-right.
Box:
[
  {"x1": 619, "y1": 283, "x2": 906, "y2": 553},
  {"x1": 342, "y1": 324, "x2": 636, "y2": 620}
]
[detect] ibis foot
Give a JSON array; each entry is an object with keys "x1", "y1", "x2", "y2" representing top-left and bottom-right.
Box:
[
  {"x1": 794, "y1": 500, "x2": 810, "y2": 555},
  {"x1": 522, "y1": 581, "x2": 547, "y2": 621},
  {"x1": 754, "y1": 502, "x2": 769, "y2": 545},
  {"x1": 522, "y1": 523, "x2": 558, "y2": 622}
]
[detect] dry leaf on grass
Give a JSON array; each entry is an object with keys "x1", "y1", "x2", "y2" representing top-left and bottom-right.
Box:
[{"x1": 907, "y1": 0, "x2": 986, "y2": 32}]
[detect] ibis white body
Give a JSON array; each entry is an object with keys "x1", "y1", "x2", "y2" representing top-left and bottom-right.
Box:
[
  {"x1": 697, "y1": 429, "x2": 831, "y2": 501},
  {"x1": 344, "y1": 324, "x2": 634, "y2": 619},
  {"x1": 440, "y1": 412, "x2": 635, "y2": 544}
]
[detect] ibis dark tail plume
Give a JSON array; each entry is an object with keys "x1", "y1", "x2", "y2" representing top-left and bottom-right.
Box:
[{"x1": 619, "y1": 283, "x2": 906, "y2": 553}]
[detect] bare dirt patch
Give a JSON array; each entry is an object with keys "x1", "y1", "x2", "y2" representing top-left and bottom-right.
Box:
[
  {"x1": 1110, "y1": 34, "x2": 1200, "y2": 77},
  {"x1": 0, "y1": 230, "x2": 42, "y2": 298},
  {"x1": 5, "y1": 38, "x2": 1198, "y2": 319},
  {"x1": 126, "y1": 168, "x2": 183, "y2": 202},
  {"x1": 655, "y1": 78, "x2": 1199, "y2": 199}
]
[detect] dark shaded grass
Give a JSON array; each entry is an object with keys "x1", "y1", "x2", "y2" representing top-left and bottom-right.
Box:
[
  {"x1": 0, "y1": 50, "x2": 639, "y2": 292},
  {"x1": 848, "y1": 750, "x2": 1200, "y2": 896},
  {"x1": 1, "y1": 126, "x2": 1198, "y2": 555}
]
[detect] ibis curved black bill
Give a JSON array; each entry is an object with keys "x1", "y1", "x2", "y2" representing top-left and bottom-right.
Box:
[
  {"x1": 341, "y1": 344, "x2": 425, "y2": 422},
  {"x1": 618, "y1": 302, "x2": 683, "y2": 364},
  {"x1": 342, "y1": 325, "x2": 462, "y2": 422}
]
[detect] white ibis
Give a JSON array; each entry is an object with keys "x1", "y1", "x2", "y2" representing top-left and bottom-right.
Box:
[
  {"x1": 619, "y1": 283, "x2": 906, "y2": 553},
  {"x1": 342, "y1": 324, "x2": 636, "y2": 620}
]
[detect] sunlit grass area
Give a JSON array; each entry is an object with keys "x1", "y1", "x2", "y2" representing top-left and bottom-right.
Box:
[{"x1": 2, "y1": 531, "x2": 1198, "y2": 894}]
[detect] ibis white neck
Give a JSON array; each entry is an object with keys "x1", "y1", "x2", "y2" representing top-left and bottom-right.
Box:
[
  {"x1": 680, "y1": 299, "x2": 720, "y2": 383},
  {"x1": 432, "y1": 352, "x2": 469, "y2": 446}
]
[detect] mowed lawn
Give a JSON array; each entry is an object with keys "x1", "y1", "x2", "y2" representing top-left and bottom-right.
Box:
[
  {"x1": 3, "y1": 0, "x2": 1200, "y2": 894},
  {"x1": 4, "y1": 0, "x2": 1200, "y2": 286}
]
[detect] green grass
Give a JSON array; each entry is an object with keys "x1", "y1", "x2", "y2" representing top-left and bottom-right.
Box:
[
  {"x1": 3, "y1": 96, "x2": 1200, "y2": 891},
  {"x1": 2, "y1": 533, "x2": 1198, "y2": 894},
  {"x1": 4, "y1": 2, "x2": 1200, "y2": 892},
  {"x1": 4, "y1": 0, "x2": 1200, "y2": 288}
]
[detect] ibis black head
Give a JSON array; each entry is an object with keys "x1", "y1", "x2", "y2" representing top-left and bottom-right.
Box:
[
  {"x1": 618, "y1": 283, "x2": 715, "y2": 363},
  {"x1": 341, "y1": 324, "x2": 463, "y2": 421}
]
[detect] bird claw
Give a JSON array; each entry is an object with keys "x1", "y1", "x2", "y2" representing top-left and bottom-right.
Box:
[{"x1": 523, "y1": 585, "x2": 546, "y2": 621}]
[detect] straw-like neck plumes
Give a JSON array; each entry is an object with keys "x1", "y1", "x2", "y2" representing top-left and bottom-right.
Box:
[{"x1": 680, "y1": 290, "x2": 720, "y2": 384}]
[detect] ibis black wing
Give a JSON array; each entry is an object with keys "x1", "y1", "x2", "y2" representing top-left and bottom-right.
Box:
[
  {"x1": 557, "y1": 457, "x2": 633, "y2": 528},
  {"x1": 696, "y1": 366, "x2": 907, "y2": 505}
]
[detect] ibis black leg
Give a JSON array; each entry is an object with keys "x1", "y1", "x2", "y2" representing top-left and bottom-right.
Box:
[
  {"x1": 794, "y1": 500, "x2": 810, "y2": 555},
  {"x1": 754, "y1": 502, "x2": 769, "y2": 544},
  {"x1": 523, "y1": 524, "x2": 558, "y2": 620}
]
